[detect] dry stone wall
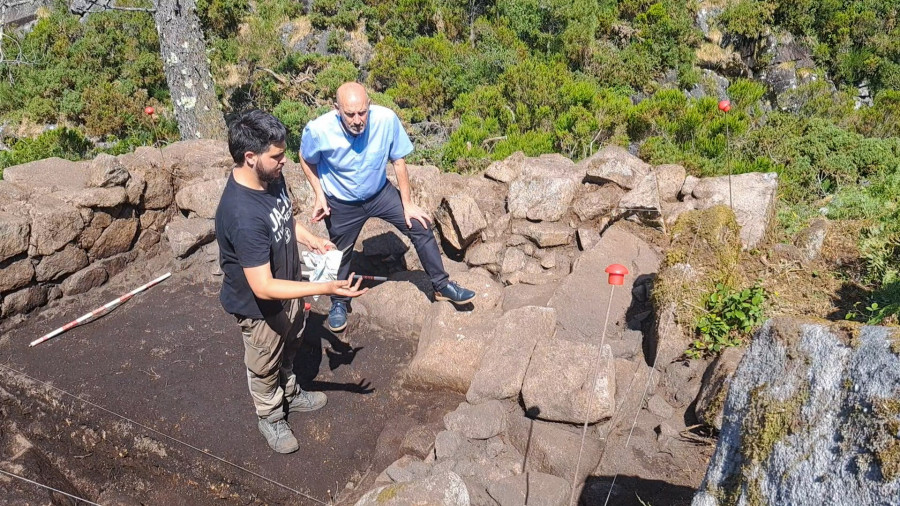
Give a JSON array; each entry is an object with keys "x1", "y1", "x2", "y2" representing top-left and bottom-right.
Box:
[{"x1": 0, "y1": 140, "x2": 235, "y2": 322}]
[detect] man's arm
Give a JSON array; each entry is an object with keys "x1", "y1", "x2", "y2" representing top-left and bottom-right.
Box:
[
  {"x1": 243, "y1": 263, "x2": 365, "y2": 300},
  {"x1": 299, "y1": 158, "x2": 330, "y2": 222},
  {"x1": 393, "y1": 158, "x2": 431, "y2": 229},
  {"x1": 294, "y1": 221, "x2": 333, "y2": 254}
]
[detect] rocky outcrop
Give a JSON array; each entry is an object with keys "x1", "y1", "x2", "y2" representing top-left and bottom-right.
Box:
[{"x1": 693, "y1": 319, "x2": 900, "y2": 505}]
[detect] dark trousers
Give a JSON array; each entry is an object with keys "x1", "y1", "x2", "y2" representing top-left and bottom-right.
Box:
[{"x1": 324, "y1": 183, "x2": 449, "y2": 304}]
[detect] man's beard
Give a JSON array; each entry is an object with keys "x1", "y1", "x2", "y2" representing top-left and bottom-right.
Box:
[{"x1": 256, "y1": 165, "x2": 281, "y2": 184}]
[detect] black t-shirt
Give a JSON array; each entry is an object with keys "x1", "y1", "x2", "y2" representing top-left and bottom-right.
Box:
[{"x1": 215, "y1": 172, "x2": 300, "y2": 319}]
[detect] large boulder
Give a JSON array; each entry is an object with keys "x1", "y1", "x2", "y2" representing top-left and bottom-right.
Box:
[
  {"x1": 688, "y1": 172, "x2": 778, "y2": 248},
  {"x1": 465, "y1": 242, "x2": 503, "y2": 271},
  {"x1": 467, "y1": 306, "x2": 556, "y2": 404},
  {"x1": 162, "y1": 139, "x2": 233, "y2": 189},
  {"x1": 165, "y1": 218, "x2": 215, "y2": 258},
  {"x1": 509, "y1": 221, "x2": 573, "y2": 248},
  {"x1": 487, "y1": 473, "x2": 570, "y2": 506},
  {"x1": 693, "y1": 318, "x2": 900, "y2": 505},
  {"x1": 0, "y1": 258, "x2": 34, "y2": 293},
  {"x1": 0, "y1": 211, "x2": 30, "y2": 263},
  {"x1": 572, "y1": 185, "x2": 624, "y2": 222},
  {"x1": 548, "y1": 223, "x2": 661, "y2": 345},
  {"x1": 484, "y1": 152, "x2": 525, "y2": 183},
  {"x1": 444, "y1": 401, "x2": 507, "y2": 440},
  {"x1": 521, "y1": 338, "x2": 615, "y2": 424},
  {"x1": 355, "y1": 280, "x2": 431, "y2": 341},
  {"x1": 87, "y1": 153, "x2": 131, "y2": 188},
  {"x1": 89, "y1": 215, "x2": 138, "y2": 260},
  {"x1": 446, "y1": 270, "x2": 504, "y2": 315},
  {"x1": 507, "y1": 411, "x2": 603, "y2": 486},
  {"x1": 406, "y1": 303, "x2": 495, "y2": 393},
  {"x1": 2, "y1": 285, "x2": 48, "y2": 316},
  {"x1": 694, "y1": 346, "x2": 746, "y2": 430},
  {"x1": 35, "y1": 244, "x2": 89, "y2": 282},
  {"x1": 507, "y1": 156, "x2": 580, "y2": 222},
  {"x1": 28, "y1": 196, "x2": 85, "y2": 256},
  {"x1": 61, "y1": 265, "x2": 109, "y2": 296},
  {"x1": 175, "y1": 177, "x2": 227, "y2": 219},
  {"x1": 3, "y1": 157, "x2": 90, "y2": 193},
  {"x1": 281, "y1": 160, "x2": 315, "y2": 213},
  {"x1": 386, "y1": 163, "x2": 444, "y2": 213},
  {"x1": 579, "y1": 145, "x2": 651, "y2": 190},
  {"x1": 54, "y1": 187, "x2": 128, "y2": 208},
  {"x1": 354, "y1": 471, "x2": 471, "y2": 506},
  {"x1": 435, "y1": 196, "x2": 487, "y2": 250},
  {"x1": 118, "y1": 147, "x2": 174, "y2": 209}
]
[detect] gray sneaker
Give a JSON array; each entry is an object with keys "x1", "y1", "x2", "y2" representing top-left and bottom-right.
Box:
[
  {"x1": 287, "y1": 388, "x2": 327, "y2": 413},
  {"x1": 257, "y1": 410, "x2": 299, "y2": 454}
]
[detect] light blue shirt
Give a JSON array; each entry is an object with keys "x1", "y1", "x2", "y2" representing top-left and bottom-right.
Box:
[{"x1": 300, "y1": 104, "x2": 414, "y2": 202}]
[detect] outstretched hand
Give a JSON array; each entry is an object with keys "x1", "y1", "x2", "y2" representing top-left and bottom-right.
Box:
[
  {"x1": 403, "y1": 202, "x2": 431, "y2": 229},
  {"x1": 330, "y1": 272, "x2": 368, "y2": 298}
]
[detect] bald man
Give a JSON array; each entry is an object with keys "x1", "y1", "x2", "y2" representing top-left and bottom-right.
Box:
[{"x1": 299, "y1": 82, "x2": 475, "y2": 332}]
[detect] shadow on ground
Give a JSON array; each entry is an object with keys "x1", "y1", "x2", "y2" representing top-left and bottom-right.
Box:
[{"x1": 581, "y1": 474, "x2": 697, "y2": 505}]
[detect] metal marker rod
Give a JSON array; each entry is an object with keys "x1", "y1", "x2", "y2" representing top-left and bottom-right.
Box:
[{"x1": 570, "y1": 283, "x2": 617, "y2": 506}]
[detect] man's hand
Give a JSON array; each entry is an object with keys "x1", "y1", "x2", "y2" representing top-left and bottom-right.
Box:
[
  {"x1": 403, "y1": 202, "x2": 431, "y2": 229},
  {"x1": 311, "y1": 195, "x2": 331, "y2": 223},
  {"x1": 329, "y1": 272, "x2": 368, "y2": 298},
  {"x1": 307, "y1": 236, "x2": 335, "y2": 255}
]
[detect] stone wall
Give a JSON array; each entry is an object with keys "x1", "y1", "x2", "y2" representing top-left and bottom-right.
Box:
[{"x1": 0, "y1": 139, "x2": 243, "y2": 321}]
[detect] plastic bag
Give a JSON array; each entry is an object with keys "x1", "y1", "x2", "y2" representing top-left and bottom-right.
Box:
[{"x1": 301, "y1": 249, "x2": 343, "y2": 300}]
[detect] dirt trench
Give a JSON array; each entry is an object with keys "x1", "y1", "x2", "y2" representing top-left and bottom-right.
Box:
[{"x1": 0, "y1": 257, "x2": 461, "y2": 505}]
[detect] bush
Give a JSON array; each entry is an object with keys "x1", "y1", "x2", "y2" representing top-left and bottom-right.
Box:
[
  {"x1": 0, "y1": 128, "x2": 93, "y2": 172},
  {"x1": 718, "y1": 0, "x2": 776, "y2": 40}
]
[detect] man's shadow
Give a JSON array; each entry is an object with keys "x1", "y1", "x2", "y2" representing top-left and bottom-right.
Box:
[{"x1": 293, "y1": 312, "x2": 374, "y2": 395}]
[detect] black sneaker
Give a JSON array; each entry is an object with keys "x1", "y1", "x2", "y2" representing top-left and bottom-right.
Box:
[{"x1": 435, "y1": 281, "x2": 476, "y2": 305}]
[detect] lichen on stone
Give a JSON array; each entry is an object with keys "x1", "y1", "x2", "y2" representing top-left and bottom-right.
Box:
[
  {"x1": 376, "y1": 483, "x2": 404, "y2": 502},
  {"x1": 868, "y1": 398, "x2": 900, "y2": 482},
  {"x1": 740, "y1": 383, "x2": 809, "y2": 465}
]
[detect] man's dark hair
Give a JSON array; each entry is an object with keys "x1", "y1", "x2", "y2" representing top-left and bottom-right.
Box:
[{"x1": 226, "y1": 109, "x2": 287, "y2": 164}]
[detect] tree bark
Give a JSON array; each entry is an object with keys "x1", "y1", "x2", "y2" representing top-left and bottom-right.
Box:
[{"x1": 152, "y1": 0, "x2": 225, "y2": 141}]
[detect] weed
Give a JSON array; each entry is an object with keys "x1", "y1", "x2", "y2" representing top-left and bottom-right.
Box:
[{"x1": 687, "y1": 283, "x2": 766, "y2": 359}]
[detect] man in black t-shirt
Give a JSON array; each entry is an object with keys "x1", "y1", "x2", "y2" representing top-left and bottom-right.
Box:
[{"x1": 215, "y1": 110, "x2": 367, "y2": 454}]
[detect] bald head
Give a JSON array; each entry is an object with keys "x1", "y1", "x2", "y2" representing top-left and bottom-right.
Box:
[
  {"x1": 335, "y1": 82, "x2": 371, "y2": 136},
  {"x1": 336, "y1": 82, "x2": 369, "y2": 108}
]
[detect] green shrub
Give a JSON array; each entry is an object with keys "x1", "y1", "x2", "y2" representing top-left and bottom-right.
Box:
[
  {"x1": 0, "y1": 128, "x2": 93, "y2": 172},
  {"x1": 687, "y1": 283, "x2": 767, "y2": 359},
  {"x1": 718, "y1": 0, "x2": 776, "y2": 40},
  {"x1": 196, "y1": 0, "x2": 249, "y2": 38}
]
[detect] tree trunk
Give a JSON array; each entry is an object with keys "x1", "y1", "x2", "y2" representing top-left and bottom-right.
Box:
[{"x1": 152, "y1": 0, "x2": 225, "y2": 141}]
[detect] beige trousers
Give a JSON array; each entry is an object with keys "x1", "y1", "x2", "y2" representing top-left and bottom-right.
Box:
[{"x1": 237, "y1": 298, "x2": 308, "y2": 418}]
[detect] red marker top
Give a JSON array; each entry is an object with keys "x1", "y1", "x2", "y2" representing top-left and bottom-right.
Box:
[
  {"x1": 605, "y1": 264, "x2": 629, "y2": 285},
  {"x1": 144, "y1": 106, "x2": 155, "y2": 115},
  {"x1": 718, "y1": 100, "x2": 731, "y2": 113}
]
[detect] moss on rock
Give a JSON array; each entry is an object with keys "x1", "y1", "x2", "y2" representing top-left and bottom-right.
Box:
[
  {"x1": 740, "y1": 384, "x2": 809, "y2": 464},
  {"x1": 652, "y1": 205, "x2": 744, "y2": 352}
]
